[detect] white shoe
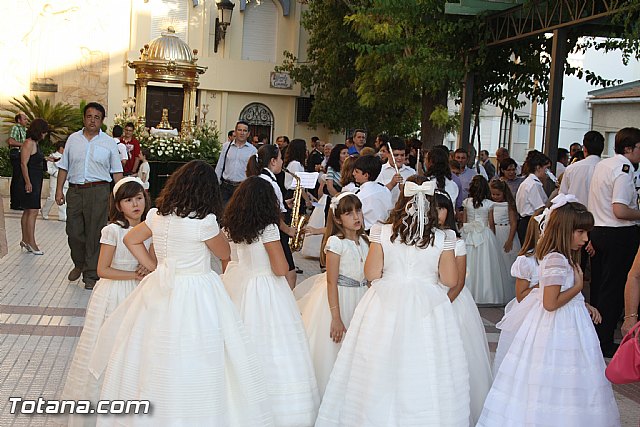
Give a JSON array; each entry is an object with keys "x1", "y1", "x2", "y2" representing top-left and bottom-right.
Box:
[{"x1": 41, "y1": 213, "x2": 48, "y2": 220}]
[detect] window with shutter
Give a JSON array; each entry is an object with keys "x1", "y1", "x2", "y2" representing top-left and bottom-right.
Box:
[
  {"x1": 151, "y1": 0, "x2": 189, "y2": 43},
  {"x1": 241, "y1": 0, "x2": 277, "y2": 62}
]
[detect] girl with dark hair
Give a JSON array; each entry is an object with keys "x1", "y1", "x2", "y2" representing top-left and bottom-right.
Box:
[
  {"x1": 479, "y1": 199, "x2": 618, "y2": 426},
  {"x1": 325, "y1": 143, "x2": 348, "y2": 196},
  {"x1": 295, "y1": 193, "x2": 369, "y2": 396},
  {"x1": 62, "y1": 178, "x2": 151, "y2": 424},
  {"x1": 18, "y1": 118, "x2": 48, "y2": 255},
  {"x1": 89, "y1": 160, "x2": 274, "y2": 425},
  {"x1": 462, "y1": 175, "x2": 508, "y2": 305},
  {"x1": 435, "y1": 190, "x2": 492, "y2": 425},
  {"x1": 222, "y1": 177, "x2": 320, "y2": 426},
  {"x1": 247, "y1": 144, "x2": 299, "y2": 288},
  {"x1": 515, "y1": 150, "x2": 549, "y2": 244},
  {"x1": 317, "y1": 176, "x2": 470, "y2": 426},
  {"x1": 425, "y1": 147, "x2": 459, "y2": 204},
  {"x1": 489, "y1": 179, "x2": 521, "y2": 301}
]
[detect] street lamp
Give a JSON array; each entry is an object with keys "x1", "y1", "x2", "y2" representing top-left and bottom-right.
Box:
[{"x1": 214, "y1": 0, "x2": 235, "y2": 53}]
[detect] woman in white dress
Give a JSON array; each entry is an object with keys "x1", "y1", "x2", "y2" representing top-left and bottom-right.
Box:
[
  {"x1": 462, "y1": 175, "x2": 508, "y2": 305},
  {"x1": 296, "y1": 193, "x2": 369, "y2": 397},
  {"x1": 62, "y1": 178, "x2": 150, "y2": 427},
  {"x1": 222, "y1": 176, "x2": 319, "y2": 427},
  {"x1": 435, "y1": 190, "x2": 491, "y2": 426},
  {"x1": 489, "y1": 179, "x2": 520, "y2": 301},
  {"x1": 88, "y1": 161, "x2": 273, "y2": 426},
  {"x1": 316, "y1": 176, "x2": 470, "y2": 427},
  {"x1": 478, "y1": 198, "x2": 619, "y2": 426}
]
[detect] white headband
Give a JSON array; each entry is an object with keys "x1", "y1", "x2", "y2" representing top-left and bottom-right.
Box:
[
  {"x1": 330, "y1": 191, "x2": 358, "y2": 213},
  {"x1": 113, "y1": 177, "x2": 144, "y2": 196},
  {"x1": 534, "y1": 193, "x2": 579, "y2": 235}
]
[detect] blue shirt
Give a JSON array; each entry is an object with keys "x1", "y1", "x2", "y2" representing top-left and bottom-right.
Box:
[
  {"x1": 348, "y1": 145, "x2": 360, "y2": 156},
  {"x1": 58, "y1": 129, "x2": 123, "y2": 184}
]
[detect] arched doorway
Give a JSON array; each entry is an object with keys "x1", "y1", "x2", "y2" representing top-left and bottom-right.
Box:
[{"x1": 239, "y1": 103, "x2": 274, "y2": 144}]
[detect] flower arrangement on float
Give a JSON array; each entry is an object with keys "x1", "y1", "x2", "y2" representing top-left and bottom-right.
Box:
[{"x1": 110, "y1": 110, "x2": 221, "y2": 163}]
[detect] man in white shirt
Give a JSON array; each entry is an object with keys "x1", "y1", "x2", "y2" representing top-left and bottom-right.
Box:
[
  {"x1": 215, "y1": 120, "x2": 257, "y2": 205},
  {"x1": 588, "y1": 127, "x2": 640, "y2": 357},
  {"x1": 376, "y1": 137, "x2": 416, "y2": 205},
  {"x1": 559, "y1": 131, "x2": 604, "y2": 206},
  {"x1": 353, "y1": 155, "x2": 392, "y2": 231},
  {"x1": 112, "y1": 125, "x2": 128, "y2": 169},
  {"x1": 56, "y1": 102, "x2": 123, "y2": 289},
  {"x1": 556, "y1": 148, "x2": 569, "y2": 177}
]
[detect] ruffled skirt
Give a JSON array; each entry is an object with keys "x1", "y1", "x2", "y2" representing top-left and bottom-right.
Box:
[
  {"x1": 316, "y1": 278, "x2": 470, "y2": 427},
  {"x1": 224, "y1": 272, "x2": 320, "y2": 427},
  {"x1": 61, "y1": 278, "x2": 138, "y2": 427},
  {"x1": 462, "y1": 226, "x2": 507, "y2": 305},
  {"x1": 443, "y1": 285, "x2": 492, "y2": 425},
  {"x1": 296, "y1": 273, "x2": 368, "y2": 397},
  {"x1": 478, "y1": 297, "x2": 620, "y2": 426},
  {"x1": 88, "y1": 270, "x2": 274, "y2": 427}
]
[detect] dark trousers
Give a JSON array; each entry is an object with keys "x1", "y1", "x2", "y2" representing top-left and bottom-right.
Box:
[
  {"x1": 66, "y1": 185, "x2": 110, "y2": 283},
  {"x1": 220, "y1": 179, "x2": 239, "y2": 207},
  {"x1": 517, "y1": 215, "x2": 531, "y2": 246},
  {"x1": 590, "y1": 225, "x2": 640, "y2": 354},
  {"x1": 10, "y1": 150, "x2": 22, "y2": 209}
]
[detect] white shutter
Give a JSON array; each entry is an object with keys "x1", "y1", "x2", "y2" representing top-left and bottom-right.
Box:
[
  {"x1": 241, "y1": 1, "x2": 277, "y2": 62},
  {"x1": 151, "y1": 0, "x2": 189, "y2": 43}
]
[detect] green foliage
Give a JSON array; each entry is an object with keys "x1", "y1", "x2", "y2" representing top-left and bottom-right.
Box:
[
  {"x1": 0, "y1": 147, "x2": 12, "y2": 177},
  {"x1": 1, "y1": 95, "x2": 82, "y2": 144}
]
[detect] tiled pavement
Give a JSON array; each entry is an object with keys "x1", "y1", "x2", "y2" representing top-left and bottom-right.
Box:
[{"x1": 0, "y1": 198, "x2": 638, "y2": 426}]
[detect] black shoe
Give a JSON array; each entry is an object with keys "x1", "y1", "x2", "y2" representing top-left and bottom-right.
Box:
[
  {"x1": 296, "y1": 268, "x2": 303, "y2": 274},
  {"x1": 83, "y1": 279, "x2": 96, "y2": 290}
]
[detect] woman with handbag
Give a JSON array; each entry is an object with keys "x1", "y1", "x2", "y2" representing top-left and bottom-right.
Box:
[{"x1": 605, "y1": 246, "x2": 640, "y2": 385}]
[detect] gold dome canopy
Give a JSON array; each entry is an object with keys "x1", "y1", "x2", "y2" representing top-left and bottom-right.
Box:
[{"x1": 144, "y1": 27, "x2": 195, "y2": 64}]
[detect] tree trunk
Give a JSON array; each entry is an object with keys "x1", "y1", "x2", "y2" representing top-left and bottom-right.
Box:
[{"x1": 420, "y1": 88, "x2": 448, "y2": 149}]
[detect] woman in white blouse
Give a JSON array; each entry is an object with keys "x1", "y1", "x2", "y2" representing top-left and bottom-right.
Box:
[{"x1": 515, "y1": 150, "x2": 550, "y2": 243}]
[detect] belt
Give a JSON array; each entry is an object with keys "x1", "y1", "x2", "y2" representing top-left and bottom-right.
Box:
[
  {"x1": 221, "y1": 178, "x2": 242, "y2": 186},
  {"x1": 337, "y1": 274, "x2": 368, "y2": 288},
  {"x1": 69, "y1": 181, "x2": 109, "y2": 189},
  {"x1": 495, "y1": 223, "x2": 510, "y2": 227}
]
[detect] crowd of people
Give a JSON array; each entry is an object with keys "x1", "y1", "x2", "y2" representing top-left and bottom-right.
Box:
[{"x1": 5, "y1": 103, "x2": 640, "y2": 426}]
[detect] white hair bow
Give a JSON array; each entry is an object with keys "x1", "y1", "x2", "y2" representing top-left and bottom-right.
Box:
[
  {"x1": 534, "y1": 193, "x2": 579, "y2": 235},
  {"x1": 403, "y1": 181, "x2": 436, "y2": 242},
  {"x1": 330, "y1": 191, "x2": 358, "y2": 213}
]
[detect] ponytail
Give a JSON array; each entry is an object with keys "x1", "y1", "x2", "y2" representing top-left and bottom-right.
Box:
[{"x1": 246, "y1": 144, "x2": 280, "y2": 177}]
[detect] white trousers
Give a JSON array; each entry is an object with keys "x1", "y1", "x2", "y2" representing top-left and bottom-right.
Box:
[{"x1": 42, "y1": 177, "x2": 68, "y2": 220}]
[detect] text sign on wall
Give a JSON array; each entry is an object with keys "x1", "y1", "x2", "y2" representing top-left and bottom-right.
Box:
[{"x1": 270, "y1": 72, "x2": 292, "y2": 89}]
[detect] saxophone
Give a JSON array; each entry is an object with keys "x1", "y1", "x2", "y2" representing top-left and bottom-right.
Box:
[{"x1": 286, "y1": 170, "x2": 309, "y2": 252}]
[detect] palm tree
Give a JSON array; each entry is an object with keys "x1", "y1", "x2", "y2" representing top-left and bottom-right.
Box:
[{"x1": 1, "y1": 95, "x2": 83, "y2": 143}]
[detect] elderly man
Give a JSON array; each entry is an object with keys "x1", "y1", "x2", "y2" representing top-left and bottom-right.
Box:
[
  {"x1": 215, "y1": 120, "x2": 256, "y2": 205},
  {"x1": 56, "y1": 102, "x2": 123, "y2": 289},
  {"x1": 7, "y1": 112, "x2": 27, "y2": 210},
  {"x1": 496, "y1": 147, "x2": 521, "y2": 176}
]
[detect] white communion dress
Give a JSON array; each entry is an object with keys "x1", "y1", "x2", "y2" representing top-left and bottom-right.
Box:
[
  {"x1": 438, "y1": 238, "x2": 492, "y2": 426},
  {"x1": 301, "y1": 194, "x2": 328, "y2": 258},
  {"x1": 316, "y1": 224, "x2": 470, "y2": 427},
  {"x1": 492, "y1": 253, "x2": 539, "y2": 374},
  {"x1": 88, "y1": 208, "x2": 274, "y2": 427},
  {"x1": 296, "y1": 235, "x2": 369, "y2": 397},
  {"x1": 222, "y1": 224, "x2": 320, "y2": 427},
  {"x1": 61, "y1": 223, "x2": 150, "y2": 427},
  {"x1": 478, "y1": 252, "x2": 620, "y2": 427},
  {"x1": 462, "y1": 198, "x2": 508, "y2": 305},
  {"x1": 491, "y1": 201, "x2": 520, "y2": 301}
]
